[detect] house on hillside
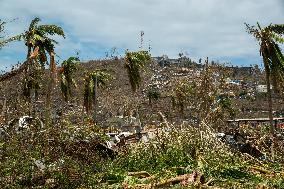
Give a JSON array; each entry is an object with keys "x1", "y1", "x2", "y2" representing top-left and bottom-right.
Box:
[
  {"x1": 153, "y1": 55, "x2": 203, "y2": 68},
  {"x1": 229, "y1": 66, "x2": 253, "y2": 78},
  {"x1": 256, "y1": 85, "x2": 272, "y2": 93}
]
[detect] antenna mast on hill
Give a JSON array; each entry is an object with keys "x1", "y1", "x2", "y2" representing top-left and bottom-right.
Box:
[
  {"x1": 139, "y1": 31, "x2": 144, "y2": 50},
  {"x1": 148, "y1": 40, "x2": 151, "y2": 53}
]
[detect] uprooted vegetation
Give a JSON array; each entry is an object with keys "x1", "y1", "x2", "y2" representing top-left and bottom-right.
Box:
[{"x1": 1, "y1": 117, "x2": 284, "y2": 188}]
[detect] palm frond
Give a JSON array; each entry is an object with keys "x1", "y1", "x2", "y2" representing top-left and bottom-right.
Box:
[
  {"x1": 59, "y1": 56, "x2": 79, "y2": 102},
  {"x1": 0, "y1": 34, "x2": 23, "y2": 47},
  {"x1": 38, "y1": 25, "x2": 65, "y2": 38},
  {"x1": 29, "y1": 17, "x2": 40, "y2": 31},
  {"x1": 90, "y1": 70, "x2": 112, "y2": 88},
  {"x1": 83, "y1": 70, "x2": 112, "y2": 113},
  {"x1": 271, "y1": 32, "x2": 284, "y2": 44},
  {"x1": 125, "y1": 50, "x2": 151, "y2": 92},
  {"x1": 247, "y1": 22, "x2": 284, "y2": 95},
  {"x1": 263, "y1": 41, "x2": 284, "y2": 93},
  {"x1": 269, "y1": 24, "x2": 284, "y2": 35},
  {"x1": 245, "y1": 23, "x2": 261, "y2": 40}
]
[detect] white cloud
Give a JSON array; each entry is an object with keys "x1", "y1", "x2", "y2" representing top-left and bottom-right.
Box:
[{"x1": 0, "y1": 0, "x2": 283, "y2": 69}]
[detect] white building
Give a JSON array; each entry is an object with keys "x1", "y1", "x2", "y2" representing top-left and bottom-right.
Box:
[{"x1": 256, "y1": 85, "x2": 272, "y2": 93}]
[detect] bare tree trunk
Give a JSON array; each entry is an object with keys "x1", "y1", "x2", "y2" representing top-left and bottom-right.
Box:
[
  {"x1": 45, "y1": 51, "x2": 56, "y2": 126},
  {"x1": 264, "y1": 64, "x2": 274, "y2": 134},
  {"x1": 93, "y1": 75, "x2": 98, "y2": 123},
  {"x1": 264, "y1": 59, "x2": 275, "y2": 160},
  {"x1": 266, "y1": 78, "x2": 274, "y2": 133}
]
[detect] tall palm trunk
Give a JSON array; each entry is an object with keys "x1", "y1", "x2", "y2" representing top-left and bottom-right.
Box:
[
  {"x1": 45, "y1": 51, "x2": 56, "y2": 126},
  {"x1": 26, "y1": 46, "x2": 34, "y2": 114},
  {"x1": 27, "y1": 46, "x2": 32, "y2": 59},
  {"x1": 263, "y1": 55, "x2": 275, "y2": 160},
  {"x1": 93, "y1": 75, "x2": 98, "y2": 123},
  {"x1": 263, "y1": 57, "x2": 274, "y2": 134},
  {"x1": 50, "y1": 51, "x2": 57, "y2": 81}
]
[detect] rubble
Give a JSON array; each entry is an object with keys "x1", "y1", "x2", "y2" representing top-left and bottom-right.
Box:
[
  {"x1": 106, "y1": 115, "x2": 142, "y2": 133},
  {"x1": 5, "y1": 115, "x2": 44, "y2": 134},
  {"x1": 216, "y1": 132, "x2": 266, "y2": 160}
]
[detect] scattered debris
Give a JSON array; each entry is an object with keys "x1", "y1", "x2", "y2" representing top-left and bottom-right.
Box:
[
  {"x1": 216, "y1": 132, "x2": 266, "y2": 159},
  {"x1": 6, "y1": 115, "x2": 44, "y2": 134}
]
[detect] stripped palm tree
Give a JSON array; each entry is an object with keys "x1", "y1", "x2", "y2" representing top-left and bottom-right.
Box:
[
  {"x1": 246, "y1": 23, "x2": 284, "y2": 134},
  {"x1": 17, "y1": 17, "x2": 64, "y2": 124},
  {"x1": 0, "y1": 18, "x2": 65, "y2": 96},
  {"x1": 23, "y1": 17, "x2": 65, "y2": 80},
  {"x1": 59, "y1": 57, "x2": 79, "y2": 102},
  {"x1": 246, "y1": 23, "x2": 284, "y2": 160},
  {"x1": 83, "y1": 70, "x2": 112, "y2": 121},
  {"x1": 125, "y1": 50, "x2": 151, "y2": 92}
]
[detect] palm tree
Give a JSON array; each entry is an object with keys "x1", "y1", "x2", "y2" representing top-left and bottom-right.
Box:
[
  {"x1": 18, "y1": 17, "x2": 65, "y2": 124},
  {"x1": 0, "y1": 18, "x2": 64, "y2": 94},
  {"x1": 246, "y1": 23, "x2": 284, "y2": 134},
  {"x1": 23, "y1": 17, "x2": 65, "y2": 63},
  {"x1": 124, "y1": 50, "x2": 151, "y2": 92},
  {"x1": 83, "y1": 70, "x2": 112, "y2": 121},
  {"x1": 59, "y1": 57, "x2": 79, "y2": 102},
  {"x1": 24, "y1": 17, "x2": 65, "y2": 93}
]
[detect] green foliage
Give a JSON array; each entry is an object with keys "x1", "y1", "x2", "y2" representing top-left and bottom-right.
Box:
[
  {"x1": 23, "y1": 17, "x2": 65, "y2": 64},
  {"x1": 1, "y1": 118, "x2": 284, "y2": 188},
  {"x1": 147, "y1": 86, "x2": 161, "y2": 104},
  {"x1": 60, "y1": 56, "x2": 80, "y2": 102},
  {"x1": 268, "y1": 24, "x2": 284, "y2": 36},
  {"x1": 83, "y1": 70, "x2": 112, "y2": 113},
  {"x1": 14, "y1": 17, "x2": 64, "y2": 79},
  {"x1": 171, "y1": 80, "x2": 194, "y2": 115},
  {"x1": 125, "y1": 50, "x2": 151, "y2": 92},
  {"x1": 217, "y1": 95, "x2": 236, "y2": 118}
]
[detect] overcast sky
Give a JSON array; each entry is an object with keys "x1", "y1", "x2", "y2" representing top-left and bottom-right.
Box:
[{"x1": 0, "y1": 0, "x2": 283, "y2": 70}]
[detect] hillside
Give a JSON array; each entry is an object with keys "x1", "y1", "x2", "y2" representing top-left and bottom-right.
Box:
[{"x1": 1, "y1": 58, "x2": 284, "y2": 188}]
